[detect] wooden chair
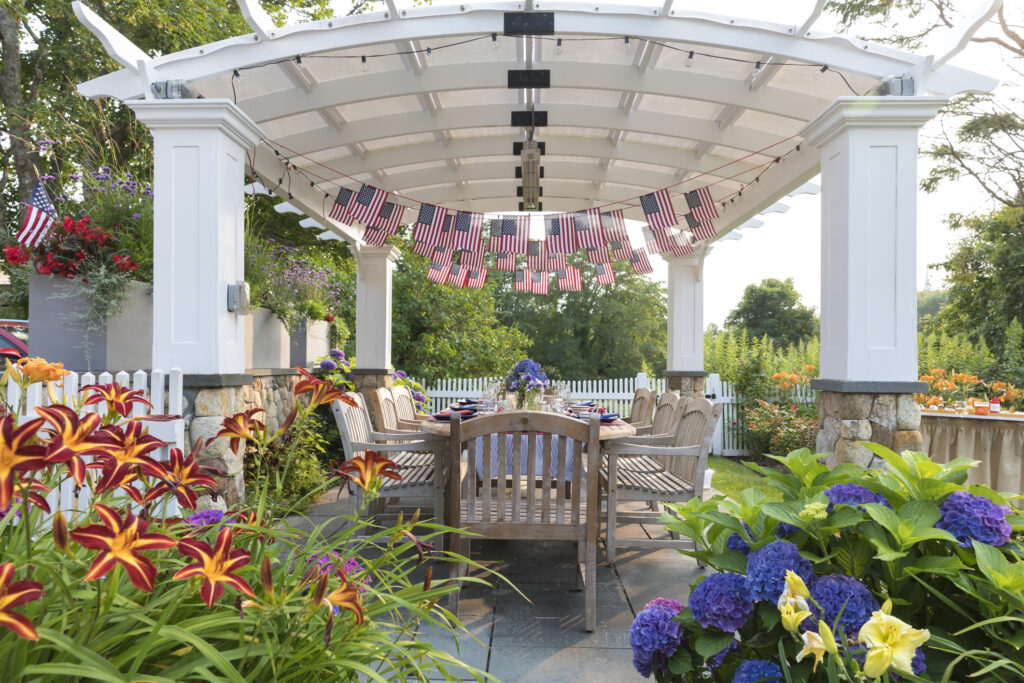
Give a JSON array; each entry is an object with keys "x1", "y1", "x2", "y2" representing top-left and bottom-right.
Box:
[
  {"x1": 370, "y1": 387, "x2": 422, "y2": 433},
  {"x1": 447, "y1": 412, "x2": 602, "y2": 632},
  {"x1": 600, "y1": 398, "x2": 722, "y2": 563},
  {"x1": 633, "y1": 391, "x2": 680, "y2": 436},
  {"x1": 331, "y1": 392, "x2": 447, "y2": 526},
  {"x1": 392, "y1": 384, "x2": 430, "y2": 423},
  {"x1": 626, "y1": 387, "x2": 655, "y2": 429}
]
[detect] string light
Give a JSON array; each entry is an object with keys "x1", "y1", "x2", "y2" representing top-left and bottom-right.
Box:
[
  {"x1": 814, "y1": 65, "x2": 828, "y2": 79},
  {"x1": 232, "y1": 69, "x2": 243, "y2": 84},
  {"x1": 623, "y1": 35, "x2": 631, "y2": 50},
  {"x1": 360, "y1": 55, "x2": 367, "y2": 71},
  {"x1": 555, "y1": 38, "x2": 563, "y2": 54},
  {"x1": 425, "y1": 47, "x2": 433, "y2": 62},
  {"x1": 686, "y1": 50, "x2": 694, "y2": 67},
  {"x1": 491, "y1": 32, "x2": 499, "y2": 49},
  {"x1": 295, "y1": 55, "x2": 302, "y2": 66},
  {"x1": 754, "y1": 60, "x2": 762, "y2": 75}
]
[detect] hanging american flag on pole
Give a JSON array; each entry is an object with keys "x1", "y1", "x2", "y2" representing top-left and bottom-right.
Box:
[
  {"x1": 465, "y1": 268, "x2": 488, "y2": 289},
  {"x1": 544, "y1": 252, "x2": 567, "y2": 271},
  {"x1": 531, "y1": 271, "x2": 550, "y2": 295},
  {"x1": 685, "y1": 212, "x2": 716, "y2": 241},
  {"x1": 601, "y1": 210, "x2": 632, "y2": 260},
  {"x1": 593, "y1": 263, "x2": 616, "y2": 286},
  {"x1": 629, "y1": 248, "x2": 653, "y2": 275},
  {"x1": 495, "y1": 251, "x2": 517, "y2": 271},
  {"x1": 452, "y1": 210, "x2": 484, "y2": 252},
  {"x1": 555, "y1": 266, "x2": 582, "y2": 292},
  {"x1": 17, "y1": 181, "x2": 56, "y2": 247},
  {"x1": 413, "y1": 204, "x2": 448, "y2": 245},
  {"x1": 328, "y1": 187, "x2": 354, "y2": 222},
  {"x1": 684, "y1": 186, "x2": 719, "y2": 226},
  {"x1": 488, "y1": 216, "x2": 529, "y2": 254},
  {"x1": 513, "y1": 270, "x2": 532, "y2": 292},
  {"x1": 426, "y1": 262, "x2": 448, "y2": 284},
  {"x1": 526, "y1": 240, "x2": 547, "y2": 271},
  {"x1": 544, "y1": 213, "x2": 576, "y2": 254},
  {"x1": 640, "y1": 188, "x2": 678, "y2": 230},
  {"x1": 347, "y1": 184, "x2": 389, "y2": 226},
  {"x1": 571, "y1": 209, "x2": 604, "y2": 250}
]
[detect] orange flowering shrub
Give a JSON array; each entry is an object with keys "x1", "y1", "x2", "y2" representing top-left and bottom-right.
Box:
[{"x1": 919, "y1": 367, "x2": 1021, "y2": 411}]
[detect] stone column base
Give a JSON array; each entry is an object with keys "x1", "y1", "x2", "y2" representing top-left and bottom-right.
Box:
[
  {"x1": 816, "y1": 391, "x2": 923, "y2": 468},
  {"x1": 665, "y1": 372, "x2": 706, "y2": 397},
  {"x1": 352, "y1": 370, "x2": 393, "y2": 429}
]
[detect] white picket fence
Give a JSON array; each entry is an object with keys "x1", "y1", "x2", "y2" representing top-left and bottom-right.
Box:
[
  {"x1": 705, "y1": 373, "x2": 817, "y2": 456},
  {"x1": 6, "y1": 369, "x2": 186, "y2": 517}
]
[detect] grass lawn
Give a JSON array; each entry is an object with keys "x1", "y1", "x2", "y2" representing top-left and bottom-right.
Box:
[{"x1": 708, "y1": 455, "x2": 782, "y2": 502}]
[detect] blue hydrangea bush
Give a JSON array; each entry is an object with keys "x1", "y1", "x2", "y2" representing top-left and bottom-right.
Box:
[{"x1": 629, "y1": 446, "x2": 1024, "y2": 682}]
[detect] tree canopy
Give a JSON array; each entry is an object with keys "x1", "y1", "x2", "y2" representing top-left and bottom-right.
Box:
[{"x1": 724, "y1": 278, "x2": 818, "y2": 348}]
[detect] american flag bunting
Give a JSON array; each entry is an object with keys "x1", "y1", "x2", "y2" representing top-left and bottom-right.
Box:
[
  {"x1": 428, "y1": 244, "x2": 455, "y2": 265},
  {"x1": 362, "y1": 225, "x2": 389, "y2": 247},
  {"x1": 684, "y1": 186, "x2": 719, "y2": 227},
  {"x1": 593, "y1": 263, "x2": 616, "y2": 286},
  {"x1": 571, "y1": 209, "x2": 604, "y2": 250},
  {"x1": 465, "y1": 268, "x2": 488, "y2": 289},
  {"x1": 412, "y1": 241, "x2": 434, "y2": 258},
  {"x1": 685, "y1": 212, "x2": 716, "y2": 241},
  {"x1": 451, "y1": 210, "x2": 484, "y2": 252},
  {"x1": 645, "y1": 225, "x2": 677, "y2": 254},
  {"x1": 513, "y1": 270, "x2": 532, "y2": 292},
  {"x1": 544, "y1": 213, "x2": 576, "y2": 254},
  {"x1": 414, "y1": 204, "x2": 448, "y2": 245},
  {"x1": 585, "y1": 246, "x2": 611, "y2": 264},
  {"x1": 328, "y1": 187, "x2": 354, "y2": 222},
  {"x1": 544, "y1": 252, "x2": 567, "y2": 271},
  {"x1": 17, "y1": 181, "x2": 56, "y2": 247},
  {"x1": 640, "y1": 188, "x2": 678, "y2": 230},
  {"x1": 526, "y1": 240, "x2": 547, "y2": 271},
  {"x1": 530, "y1": 271, "x2": 550, "y2": 295},
  {"x1": 601, "y1": 210, "x2": 632, "y2": 260},
  {"x1": 426, "y1": 262, "x2": 448, "y2": 284},
  {"x1": 494, "y1": 251, "x2": 517, "y2": 271},
  {"x1": 446, "y1": 263, "x2": 468, "y2": 288},
  {"x1": 347, "y1": 184, "x2": 389, "y2": 226},
  {"x1": 629, "y1": 248, "x2": 653, "y2": 275},
  {"x1": 460, "y1": 247, "x2": 486, "y2": 270},
  {"x1": 372, "y1": 201, "x2": 405, "y2": 232},
  {"x1": 488, "y1": 216, "x2": 529, "y2": 254},
  {"x1": 666, "y1": 230, "x2": 694, "y2": 256},
  {"x1": 555, "y1": 266, "x2": 582, "y2": 292}
]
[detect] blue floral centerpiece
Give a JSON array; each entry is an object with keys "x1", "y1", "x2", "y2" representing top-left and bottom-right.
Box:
[{"x1": 504, "y1": 358, "x2": 549, "y2": 410}]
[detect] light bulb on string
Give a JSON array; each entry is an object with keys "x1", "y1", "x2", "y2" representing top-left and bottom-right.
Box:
[
  {"x1": 753, "y1": 60, "x2": 762, "y2": 76},
  {"x1": 685, "y1": 51, "x2": 694, "y2": 67},
  {"x1": 360, "y1": 55, "x2": 367, "y2": 72},
  {"x1": 425, "y1": 47, "x2": 433, "y2": 62},
  {"x1": 814, "y1": 65, "x2": 828, "y2": 79},
  {"x1": 491, "y1": 32, "x2": 499, "y2": 49},
  {"x1": 623, "y1": 35, "x2": 630, "y2": 50},
  {"x1": 232, "y1": 69, "x2": 244, "y2": 84},
  {"x1": 295, "y1": 55, "x2": 302, "y2": 66},
  {"x1": 555, "y1": 38, "x2": 563, "y2": 55}
]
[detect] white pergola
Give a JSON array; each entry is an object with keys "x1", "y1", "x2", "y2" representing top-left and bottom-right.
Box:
[{"x1": 74, "y1": 0, "x2": 997, "y2": 399}]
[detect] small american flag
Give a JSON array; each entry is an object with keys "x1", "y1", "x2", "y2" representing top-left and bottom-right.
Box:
[
  {"x1": 593, "y1": 263, "x2": 616, "y2": 286},
  {"x1": 412, "y1": 241, "x2": 434, "y2": 258},
  {"x1": 601, "y1": 210, "x2": 632, "y2": 260},
  {"x1": 362, "y1": 225, "x2": 388, "y2": 246},
  {"x1": 460, "y1": 247, "x2": 485, "y2": 270},
  {"x1": 556, "y1": 266, "x2": 582, "y2": 292},
  {"x1": 666, "y1": 231, "x2": 694, "y2": 256},
  {"x1": 488, "y1": 215, "x2": 529, "y2": 254},
  {"x1": 495, "y1": 252, "x2": 517, "y2": 271},
  {"x1": 629, "y1": 248, "x2": 653, "y2": 275},
  {"x1": 526, "y1": 240, "x2": 547, "y2": 271},
  {"x1": 544, "y1": 252, "x2": 567, "y2": 271},
  {"x1": 429, "y1": 245, "x2": 455, "y2": 265},
  {"x1": 646, "y1": 225, "x2": 677, "y2": 254},
  {"x1": 531, "y1": 271, "x2": 550, "y2": 295},
  {"x1": 414, "y1": 204, "x2": 448, "y2": 245},
  {"x1": 347, "y1": 184, "x2": 389, "y2": 226},
  {"x1": 466, "y1": 268, "x2": 488, "y2": 289},
  {"x1": 426, "y1": 262, "x2": 448, "y2": 284},
  {"x1": 640, "y1": 188, "x2": 678, "y2": 230},
  {"x1": 328, "y1": 187, "x2": 354, "y2": 222},
  {"x1": 452, "y1": 210, "x2": 484, "y2": 252},
  {"x1": 513, "y1": 270, "x2": 532, "y2": 292},
  {"x1": 544, "y1": 213, "x2": 576, "y2": 254},
  {"x1": 585, "y1": 246, "x2": 611, "y2": 264},
  {"x1": 685, "y1": 186, "x2": 719, "y2": 226},
  {"x1": 372, "y1": 201, "x2": 405, "y2": 233},
  {"x1": 446, "y1": 263, "x2": 468, "y2": 288},
  {"x1": 685, "y1": 212, "x2": 716, "y2": 241},
  {"x1": 18, "y1": 181, "x2": 56, "y2": 247},
  {"x1": 572, "y1": 209, "x2": 604, "y2": 250},
  {"x1": 438, "y1": 213, "x2": 454, "y2": 247}
]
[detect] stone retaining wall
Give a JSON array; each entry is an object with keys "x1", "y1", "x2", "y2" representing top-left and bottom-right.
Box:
[{"x1": 816, "y1": 391, "x2": 922, "y2": 467}]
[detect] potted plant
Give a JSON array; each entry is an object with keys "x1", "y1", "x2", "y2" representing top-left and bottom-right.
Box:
[{"x1": 503, "y1": 358, "x2": 550, "y2": 410}]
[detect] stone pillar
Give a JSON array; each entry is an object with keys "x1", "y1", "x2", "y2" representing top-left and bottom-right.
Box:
[
  {"x1": 666, "y1": 254, "x2": 707, "y2": 397},
  {"x1": 128, "y1": 99, "x2": 263, "y2": 375},
  {"x1": 802, "y1": 96, "x2": 944, "y2": 462}
]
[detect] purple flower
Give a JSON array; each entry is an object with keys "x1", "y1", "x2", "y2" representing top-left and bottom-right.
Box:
[
  {"x1": 394, "y1": 369, "x2": 408, "y2": 379},
  {"x1": 732, "y1": 659, "x2": 782, "y2": 683},
  {"x1": 132, "y1": 212, "x2": 142, "y2": 219},
  {"x1": 824, "y1": 483, "x2": 891, "y2": 512},
  {"x1": 630, "y1": 601, "x2": 684, "y2": 678},
  {"x1": 329, "y1": 349, "x2": 345, "y2": 360},
  {"x1": 725, "y1": 522, "x2": 752, "y2": 555},
  {"x1": 319, "y1": 359, "x2": 338, "y2": 371},
  {"x1": 186, "y1": 509, "x2": 232, "y2": 527},
  {"x1": 690, "y1": 572, "x2": 754, "y2": 632},
  {"x1": 644, "y1": 597, "x2": 684, "y2": 612},
  {"x1": 745, "y1": 540, "x2": 814, "y2": 602},
  {"x1": 937, "y1": 491, "x2": 1012, "y2": 547},
  {"x1": 69, "y1": 173, "x2": 81, "y2": 180},
  {"x1": 775, "y1": 522, "x2": 799, "y2": 537},
  {"x1": 805, "y1": 574, "x2": 878, "y2": 636}
]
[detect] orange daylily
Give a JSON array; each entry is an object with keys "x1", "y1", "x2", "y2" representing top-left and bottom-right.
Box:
[
  {"x1": 5, "y1": 357, "x2": 70, "y2": 386},
  {"x1": 81, "y1": 382, "x2": 153, "y2": 418},
  {"x1": 0, "y1": 416, "x2": 47, "y2": 510},
  {"x1": 36, "y1": 405, "x2": 114, "y2": 486},
  {"x1": 335, "y1": 451, "x2": 402, "y2": 492},
  {"x1": 322, "y1": 575, "x2": 365, "y2": 625},
  {"x1": 0, "y1": 562, "x2": 43, "y2": 641},
  {"x1": 925, "y1": 396, "x2": 942, "y2": 407},
  {"x1": 296, "y1": 367, "x2": 356, "y2": 410},
  {"x1": 69, "y1": 504, "x2": 176, "y2": 592},
  {"x1": 208, "y1": 408, "x2": 266, "y2": 455},
  {"x1": 91, "y1": 421, "x2": 166, "y2": 493},
  {"x1": 144, "y1": 441, "x2": 218, "y2": 510},
  {"x1": 173, "y1": 526, "x2": 255, "y2": 608}
]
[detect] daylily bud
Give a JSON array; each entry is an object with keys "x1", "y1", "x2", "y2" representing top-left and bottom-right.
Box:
[
  {"x1": 324, "y1": 611, "x2": 335, "y2": 647},
  {"x1": 818, "y1": 621, "x2": 838, "y2": 655},
  {"x1": 423, "y1": 566, "x2": 433, "y2": 592},
  {"x1": 312, "y1": 572, "x2": 329, "y2": 606},
  {"x1": 261, "y1": 557, "x2": 274, "y2": 596},
  {"x1": 881, "y1": 599, "x2": 893, "y2": 615},
  {"x1": 410, "y1": 508, "x2": 421, "y2": 526},
  {"x1": 235, "y1": 595, "x2": 245, "y2": 619},
  {"x1": 784, "y1": 570, "x2": 810, "y2": 599},
  {"x1": 53, "y1": 510, "x2": 68, "y2": 551}
]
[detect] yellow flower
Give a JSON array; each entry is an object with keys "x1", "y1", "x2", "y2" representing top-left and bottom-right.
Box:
[
  {"x1": 796, "y1": 630, "x2": 828, "y2": 672},
  {"x1": 818, "y1": 621, "x2": 838, "y2": 655},
  {"x1": 858, "y1": 610, "x2": 930, "y2": 678},
  {"x1": 784, "y1": 570, "x2": 810, "y2": 599},
  {"x1": 780, "y1": 601, "x2": 813, "y2": 633},
  {"x1": 777, "y1": 571, "x2": 812, "y2": 632}
]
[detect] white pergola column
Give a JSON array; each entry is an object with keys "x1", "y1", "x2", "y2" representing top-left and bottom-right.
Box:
[
  {"x1": 665, "y1": 254, "x2": 706, "y2": 395},
  {"x1": 128, "y1": 99, "x2": 262, "y2": 375},
  {"x1": 353, "y1": 245, "x2": 400, "y2": 373},
  {"x1": 802, "y1": 95, "x2": 945, "y2": 463}
]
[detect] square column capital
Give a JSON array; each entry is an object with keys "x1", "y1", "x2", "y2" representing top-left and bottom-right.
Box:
[
  {"x1": 353, "y1": 244, "x2": 402, "y2": 265},
  {"x1": 127, "y1": 99, "x2": 263, "y2": 150},
  {"x1": 801, "y1": 96, "x2": 946, "y2": 149}
]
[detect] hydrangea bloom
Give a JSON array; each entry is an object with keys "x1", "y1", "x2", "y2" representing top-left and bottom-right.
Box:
[
  {"x1": 805, "y1": 574, "x2": 879, "y2": 635},
  {"x1": 823, "y1": 484, "x2": 891, "y2": 512},
  {"x1": 690, "y1": 572, "x2": 754, "y2": 632},
  {"x1": 319, "y1": 359, "x2": 338, "y2": 371},
  {"x1": 745, "y1": 540, "x2": 815, "y2": 602},
  {"x1": 936, "y1": 490, "x2": 1012, "y2": 547},
  {"x1": 726, "y1": 522, "x2": 753, "y2": 555},
  {"x1": 709, "y1": 640, "x2": 741, "y2": 670},
  {"x1": 645, "y1": 597, "x2": 684, "y2": 612},
  {"x1": 630, "y1": 601, "x2": 684, "y2": 678},
  {"x1": 775, "y1": 522, "x2": 799, "y2": 538},
  {"x1": 328, "y1": 349, "x2": 345, "y2": 361},
  {"x1": 732, "y1": 659, "x2": 783, "y2": 683}
]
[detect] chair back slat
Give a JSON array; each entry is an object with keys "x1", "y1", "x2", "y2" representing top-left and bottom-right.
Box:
[
  {"x1": 511, "y1": 435, "x2": 522, "y2": 522},
  {"x1": 496, "y1": 434, "x2": 507, "y2": 522},
  {"x1": 651, "y1": 391, "x2": 680, "y2": 435},
  {"x1": 331, "y1": 392, "x2": 371, "y2": 460},
  {"x1": 657, "y1": 398, "x2": 717, "y2": 483},
  {"x1": 540, "y1": 433, "x2": 552, "y2": 523},
  {"x1": 392, "y1": 384, "x2": 418, "y2": 421},
  {"x1": 628, "y1": 388, "x2": 654, "y2": 427},
  {"x1": 481, "y1": 433, "x2": 492, "y2": 522},
  {"x1": 570, "y1": 439, "x2": 581, "y2": 525},
  {"x1": 371, "y1": 387, "x2": 401, "y2": 432},
  {"x1": 467, "y1": 436, "x2": 478, "y2": 522},
  {"x1": 555, "y1": 436, "x2": 568, "y2": 524},
  {"x1": 526, "y1": 430, "x2": 537, "y2": 523}
]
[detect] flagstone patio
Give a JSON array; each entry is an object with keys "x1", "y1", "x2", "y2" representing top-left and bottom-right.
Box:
[{"x1": 289, "y1": 492, "x2": 710, "y2": 682}]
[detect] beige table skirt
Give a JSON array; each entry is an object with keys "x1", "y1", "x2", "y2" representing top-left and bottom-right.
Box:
[{"x1": 922, "y1": 414, "x2": 1024, "y2": 493}]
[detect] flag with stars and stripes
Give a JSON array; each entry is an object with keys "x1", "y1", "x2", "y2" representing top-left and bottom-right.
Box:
[
  {"x1": 488, "y1": 215, "x2": 529, "y2": 254},
  {"x1": 531, "y1": 271, "x2": 549, "y2": 295},
  {"x1": 412, "y1": 241, "x2": 435, "y2": 258},
  {"x1": 513, "y1": 270, "x2": 532, "y2": 292},
  {"x1": 629, "y1": 248, "x2": 653, "y2": 275},
  {"x1": 466, "y1": 268, "x2": 488, "y2": 289},
  {"x1": 572, "y1": 209, "x2": 604, "y2": 250},
  {"x1": 451, "y1": 210, "x2": 484, "y2": 252},
  {"x1": 601, "y1": 210, "x2": 632, "y2": 260},
  {"x1": 645, "y1": 225, "x2": 677, "y2": 254},
  {"x1": 362, "y1": 225, "x2": 389, "y2": 246},
  {"x1": 556, "y1": 266, "x2": 582, "y2": 292},
  {"x1": 685, "y1": 211, "x2": 717, "y2": 241},
  {"x1": 593, "y1": 263, "x2": 616, "y2": 285},
  {"x1": 544, "y1": 213, "x2": 576, "y2": 254},
  {"x1": 428, "y1": 244, "x2": 455, "y2": 265},
  {"x1": 347, "y1": 184, "x2": 389, "y2": 226},
  {"x1": 426, "y1": 262, "x2": 448, "y2": 284},
  {"x1": 17, "y1": 181, "x2": 56, "y2": 247},
  {"x1": 413, "y1": 203, "x2": 448, "y2": 245},
  {"x1": 684, "y1": 186, "x2": 719, "y2": 227},
  {"x1": 494, "y1": 251, "x2": 517, "y2": 271},
  {"x1": 666, "y1": 230, "x2": 694, "y2": 256},
  {"x1": 371, "y1": 201, "x2": 406, "y2": 233},
  {"x1": 544, "y1": 252, "x2": 567, "y2": 271},
  {"x1": 585, "y1": 246, "x2": 611, "y2": 264},
  {"x1": 460, "y1": 247, "x2": 486, "y2": 270},
  {"x1": 640, "y1": 188, "x2": 677, "y2": 230},
  {"x1": 526, "y1": 240, "x2": 547, "y2": 271},
  {"x1": 328, "y1": 187, "x2": 354, "y2": 222},
  {"x1": 446, "y1": 263, "x2": 468, "y2": 288}
]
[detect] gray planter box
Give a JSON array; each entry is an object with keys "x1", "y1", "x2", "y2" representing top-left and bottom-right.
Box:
[
  {"x1": 28, "y1": 272, "x2": 153, "y2": 371},
  {"x1": 290, "y1": 319, "x2": 330, "y2": 368},
  {"x1": 245, "y1": 308, "x2": 289, "y2": 369}
]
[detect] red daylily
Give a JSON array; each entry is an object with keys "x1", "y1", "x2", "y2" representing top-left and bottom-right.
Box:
[
  {"x1": 173, "y1": 526, "x2": 255, "y2": 608},
  {"x1": 144, "y1": 442, "x2": 218, "y2": 509},
  {"x1": 0, "y1": 416, "x2": 47, "y2": 510},
  {"x1": 208, "y1": 408, "x2": 265, "y2": 455},
  {"x1": 91, "y1": 421, "x2": 165, "y2": 493},
  {"x1": 81, "y1": 382, "x2": 153, "y2": 418},
  {"x1": 69, "y1": 504, "x2": 175, "y2": 592},
  {"x1": 0, "y1": 562, "x2": 44, "y2": 641},
  {"x1": 9, "y1": 477, "x2": 51, "y2": 515},
  {"x1": 335, "y1": 451, "x2": 402, "y2": 492},
  {"x1": 36, "y1": 405, "x2": 114, "y2": 485},
  {"x1": 321, "y1": 574, "x2": 365, "y2": 625},
  {"x1": 296, "y1": 367, "x2": 355, "y2": 409}
]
